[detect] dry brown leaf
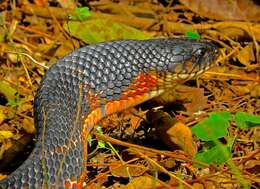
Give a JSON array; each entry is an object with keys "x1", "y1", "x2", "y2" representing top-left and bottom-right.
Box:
[
  {"x1": 0, "y1": 174, "x2": 7, "y2": 181},
  {"x1": 53, "y1": 39, "x2": 80, "y2": 58},
  {"x1": 0, "y1": 131, "x2": 14, "y2": 141},
  {"x1": 0, "y1": 107, "x2": 6, "y2": 125},
  {"x1": 231, "y1": 85, "x2": 250, "y2": 96},
  {"x1": 110, "y1": 163, "x2": 147, "y2": 178},
  {"x1": 130, "y1": 115, "x2": 142, "y2": 130},
  {"x1": 18, "y1": 102, "x2": 33, "y2": 113},
  {"x1": 124, "y1": 175, "x2": 163, "y2": 189},
  {"x1": 175, "y1": 86, "x2": 208, "y2": 115},
  {"x1": 251, "y1": 127, "x2": 260, "y2": 145},
  {"x1": 57, "y1": 0, "x2": 77, "y2": 9},
  {"x1": 0, "y1": 106, "x2": 15, "y2": 123},
  {"x1": 192, "y1": 183, "x2": 205, "y2": 189},
  {"x1": 204, "y1": 181, "x2": 217, "y2": 189},
  {"x1": 22, "y1": 118, "x2": 35, "y2": 134},
  {"x1": 236, "y1": 43, "x2": 255, "y2": 66},
  {"x1": 244, "y1": 160, "x2": 260, "y2": 174},
  {"x1": 84, "y1": 182, "x2": 106, "y2": 189},
  {"x1": 160, "y1": 158, "x2": 176, "y2": 169},
  {"x1": 33, "y1": 0, "x2": 48, "y2": 7},
  {"x1": 128, "y1": 108, "x2": 147, "y2": 130},
  {"x1": 180, "y1": 0, "x2": 260, "y2": 21},
  {"x1": 219, "y1": 27, "x2": 246, "y2": 40},
  {"x1": 166, "y1": 122, "x2": 197, "y2": 157},
  {"x1": 148, "y1": 110, "x2": 196, "y2": 156},
  {"x1": 153, "y1": 85, "x2": 208, "y2": 115},
  {"x1": 185, "y1": 92, "x2": 207, "y2": 115},
  {"x1": 250, "y1": 84, "x2": 260, "y2": 97}
]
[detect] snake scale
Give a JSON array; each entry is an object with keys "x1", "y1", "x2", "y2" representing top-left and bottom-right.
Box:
[{"x1": 0, "y1": 38, "x2": 218, "y2": 188}]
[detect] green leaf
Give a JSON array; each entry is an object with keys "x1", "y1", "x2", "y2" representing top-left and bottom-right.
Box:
[
  {"x1": 6, "y1": 97, "x2": 21, "y2": 107},
  {"x1": 217, "y1": 111, "x2": 232, "y2": 121},
  {"x1": 87, "y1": 135, "x2": 93, "y2": 147},
  {"x1": 191, "y1": 112, "x2": 231, "y2": 141},
  {"x1": 64, "y1": 18, "x2": 151, "y2": 44},
  {"x1": 96, "y1": 126, "x2": 107, "y2": 148},
  {"x1": 194, "y1": 143, "x2": 232, "y2": 166},
  {"x1": 0, "y1": 81, "x2": 21, "y2": 107},
  {"x1": 194, "y1": 138, "x2": 234, "y2": 166},
  {"x1": 185, "y1": 31, "x2": 200, "y2": 39},
  {"x1": 0, "y1": 81, "x2": 17, "y2": 101},
  {"x1": 235, "y1": 112, "x2": 260, "y2": 128},
  {"x1": 97, "y1": 140, "x2": 106, "y2": 148},
  {"x1": 96, "y1": 125, "x2": 103, "y2": 134},
  {"x1": 69, "y1": 7, "x2": 91, "y2": 21}
]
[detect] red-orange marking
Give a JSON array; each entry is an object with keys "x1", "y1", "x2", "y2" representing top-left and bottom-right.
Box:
[
  {"x1": 121, "y1": 72, "x2": 158, "y2": 99},
  {"x1": 82, "y1": 71, "x2": 161, "y2": 187},
  {"x1": 84, "y1": 71, "x2": 159, "y2": 127}
]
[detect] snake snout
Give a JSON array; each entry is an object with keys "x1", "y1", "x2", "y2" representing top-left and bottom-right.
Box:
[
  {"x1": 188, "y1": 41, "x2": 218, "y2": 74},
  {"x1": 166, "y1": 40, "x2": 219, "y2": 80},
  {"x1": 198, "y1": 42, "x2": 219, "y2": 69}
]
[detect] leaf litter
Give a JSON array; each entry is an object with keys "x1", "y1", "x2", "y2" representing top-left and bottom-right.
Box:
[{"x1": 0, "y1": 0, "x2": 259, "y2": 188}]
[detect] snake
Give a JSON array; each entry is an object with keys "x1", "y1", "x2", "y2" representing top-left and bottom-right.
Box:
[{"x1": 0, "y1": 38, "x2": 218, "y2": 188}]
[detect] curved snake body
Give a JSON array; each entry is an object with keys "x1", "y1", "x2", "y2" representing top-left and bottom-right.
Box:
[{"x1": 0, "y1": 39, "x2": 218, "y2": 188}]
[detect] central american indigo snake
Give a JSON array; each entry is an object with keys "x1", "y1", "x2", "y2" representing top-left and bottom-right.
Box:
[{"x1": 0, "y1": 38, "x2": 219, "y2": 188}]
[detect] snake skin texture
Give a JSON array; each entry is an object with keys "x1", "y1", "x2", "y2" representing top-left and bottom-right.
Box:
[{"x1": 0, "y1": 39, "x2": 218, "y2": 188}]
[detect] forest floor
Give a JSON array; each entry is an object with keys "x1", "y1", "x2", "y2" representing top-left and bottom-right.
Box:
[{"x1": 0, "y1": 0, "x2": 259, "y2": 188}]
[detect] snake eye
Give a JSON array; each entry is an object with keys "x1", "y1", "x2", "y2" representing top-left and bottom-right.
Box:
[{"x1": 195, "y1": 48, "x2": 206, "y2": 57}]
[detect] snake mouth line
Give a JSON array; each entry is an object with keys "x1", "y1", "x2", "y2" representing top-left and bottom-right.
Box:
[{"x1": 159, "y1": 64, "x2": 212, "y2": 85}]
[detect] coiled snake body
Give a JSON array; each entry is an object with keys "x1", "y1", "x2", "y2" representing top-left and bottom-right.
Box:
[{"x1": 0, "y1": 39, "x2": 218, "y2": 188}]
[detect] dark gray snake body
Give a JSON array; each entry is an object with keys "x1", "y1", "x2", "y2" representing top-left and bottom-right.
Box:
[{"x1": 0, "y1": 39, "x2": 218, "y2": 188}]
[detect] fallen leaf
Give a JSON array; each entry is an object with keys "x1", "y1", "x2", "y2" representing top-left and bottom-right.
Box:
[
  {"x1": 63, "y1": 18, "x2": 151, "y2": 44},
  {"x1": 194, "y1": 144, "x2": 232, "y2": 166},
  {"x1": 161, "y1": 158, "x2": 176, "y2": 169},
  {"x1": 0, "y1": 81, "x2": 17, "y2": 101},
  {"x1": 153, "y1": 85, "x2": 208, "y2": 115},
  {"x1": 68, "y1": 7, "x2": 91, "y2": 21},
  {"x1": 250, "y1": 84, "x2": 260, "y2": 97},
  {"x1": 147, "y1": 110, "x2": 196, "y2": 156},
  {"x1": 128, "y1": 108, "x2": 147, "y2": 130},
  {"x1": 125, "y1": 175, "x2": 163, "y2": 189},
  {"x1": 57, "y1": 0, "x2": 76, "y2": 9},
  {"x1": 130, "y1": 114, "x2": 143, "y2": 130},
  {"x1": 0, "y1": 21, "x2": 7, "y2": 43},
  {"x1": 0, "y1": 174, "x2": 7, "y2": 181},
  {"x1": 166, "y1": 122, "x2": 197, "y2": 157},
  {"x1": 236, "y1": 43, "x2": 255, "y2": 66},
  {"x1": 235, "y1": 112, "x2": 260, "y2": 129},
  {"x1": 53, "y1": 39, "x2": 80, "y2": 58},
  {"x1": 18, "y1": 102, "x2": 33, "y2": 113},
  {"x1": 110, "y1": 163, "x2": 147, "y2": 178},
  {"x1": 33, "y1": 0, "x2": 48, "y2": 7},
  {"x1": 193, "y1": 183, "x2": 205, "y2": 189},
  {"x1": 0, "y1": 130, "x2": 14, "y2": 141},
  {"x1": 180, "y1": 0, "x2": 260, "y2": 21},
  {"x1": 22, "y1": 118, "x2": 35, "y2": 134},
  {"x1": 0, "y1": 107, "x2": 6, "y2": 125},
  {"x1": 191, "y1": 112, "x2": 231, "y2": 141},
  {"x1": 244, "y1": 160, "x2": 260, "y2": 174},
  {"x1": 177, "y1": 86, "x2": 208, "y2": 115}
]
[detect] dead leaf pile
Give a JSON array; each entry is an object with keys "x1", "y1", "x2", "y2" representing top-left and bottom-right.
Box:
[{"x1": 0, "y1": 0, "x2": 259, "y2": 188}]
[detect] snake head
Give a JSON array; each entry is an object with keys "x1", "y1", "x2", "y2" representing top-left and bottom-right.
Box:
[{"x1": 164, "y1": 38, "x2": 219, "y2": 80}]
